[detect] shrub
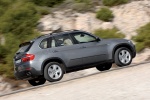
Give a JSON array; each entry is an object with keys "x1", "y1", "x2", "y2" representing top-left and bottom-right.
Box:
[
  {"x1": 30, "y1": 0, "x2": 65, "y2": 7},
  {"x1": 0, "y1": 2, "x2": 40, "y2": 34},
  {"x1": 0, "y1": 1, "x2": 40, "y2": 78},
  {"x1": 102, "y1": 0, "x2": 129, "y2": 6},
  {"x1": 38, "y1": 7, "x2": 50, "y2": 15},
  {"x1": 72, "y1": 0, "x2": 94, "y2": 12},
  {"x1": 94, "y1": 28, "x2": 125, "y2": 39},
  {"x1": 0, "y1": 45, "x2": 7, "y2": 63},
  {"x1": 96, "y1": 7, "x2": 114, "y2": 22},
  {"x1": 75, "y1": 0, "x2": 91, "y2": 4},
  {"x1": 0, "y1": 0, "x2": 14, "y2": 16},
  {"x1": 132, "y1": 23, "x2": 150, "y2": 52},
  {"x1": 72, "y1": 3, "x2": 92, "y2": 12}
]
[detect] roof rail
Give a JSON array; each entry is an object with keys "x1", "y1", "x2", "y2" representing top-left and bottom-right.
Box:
[
  {"x1": 49, "y1": 29, "x2": 80, "y2": 35},
  {"x1": 35, "y1": 29, "x2": 80, "y2": 39},
  {"x1": 63, "y1": 29, "x2": 79, "y2": 32}
]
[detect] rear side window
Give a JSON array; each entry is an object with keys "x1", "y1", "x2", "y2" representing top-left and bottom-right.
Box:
[
  {"x1": 54, "y1": 34, "x2": 73, "y2": 47},
  {"x1": 17, "y1": 42, "x2": 32, "y2": 53},
  {"x1": 40, "y1": 38, "x2": 48, "y2": 49},
  {"x1": 40, "y1": 37, "x2": 57, "y2": 49}
]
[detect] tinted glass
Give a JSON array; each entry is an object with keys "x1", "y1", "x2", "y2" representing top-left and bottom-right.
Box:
[
  {"x1": 17, "y1": 42, "x2": 32, "y2": 53},
  {"x1": 72, "y1": 32, "x2": 96, "y2": 43},
  {"x1": 54, "y1": 34, "x2": 73, "y2": 47},
  {"x1": 40, "y1": 38, "x2": 48, "y2": 49}
]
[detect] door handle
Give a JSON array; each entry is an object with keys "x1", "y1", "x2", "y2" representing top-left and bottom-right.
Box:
[
  {"x1": 80, "y1": 46, "x2": 86, "y2": 48},
  {"x1": 52, "y1": 50, "x2": 58, "y2": 53}
]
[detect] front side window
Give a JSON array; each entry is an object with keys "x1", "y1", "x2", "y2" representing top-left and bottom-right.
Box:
[
  {"x1": 72, "y1": 32, "x2": 96, "y2": 43},
  {"x1": 54, "y1": 34, "x2": 73, "y2": 47}
]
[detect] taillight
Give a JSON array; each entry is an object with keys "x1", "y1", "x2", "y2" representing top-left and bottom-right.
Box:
[{"x1": 22, "y1": 54, "x2": 35, "y2": 62}]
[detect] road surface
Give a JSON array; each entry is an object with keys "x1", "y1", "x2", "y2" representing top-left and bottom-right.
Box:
[{"x1": 1, "y1": 63, "x2": 150, "y2": 100}]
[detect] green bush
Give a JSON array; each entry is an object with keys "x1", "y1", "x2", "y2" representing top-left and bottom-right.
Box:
[
  {"x1": 72, "y1": 3, "x2": 92, "y2": 12},
  {"x1": 75, "y1": 0, "x2": 91, "y2": 4},
  {"x1": 0, "y1": 2, "x2": 39, "y2": 34},
  {"x1": 0, "y1": 0, "x2": 41, "y2": 78},
  {"x1": 38, "y1": 7, "x2": 50, "y2": 15},
  {"x1": 30, "y1": 0, "x2": 65, "y2": 7},
  {"x1": 94, "y1": 28, "x2": 125, "y2": 39},
  {"x1": 132, "y1": 23, "x2": 150, "y2": 52},
  {"x1": 96, "y1": 7, "x2": 114, "y2": 22},
  {"x1": 102, "y1": 0, "x2": 129, "y2": 6},
  {"x1": 0, "y1": 0, "x2": 14, "y2": 16},
  {"x1": 72, "y1": 0, "x2": 94, "y2": 12},
  {"x1": 0, "y1": 45, "x2": 7, "y2": 63}
]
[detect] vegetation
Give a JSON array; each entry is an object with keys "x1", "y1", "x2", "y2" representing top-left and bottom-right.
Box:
[
  {"x1": 96, "y1": 7, "x2": 114, "y2": 22},
  {"x1": 132, "y1": 23, "x2": 150, "y2": 52},
  {"x1": 72, "y1": 3, "x2": 92, "y2": 12},
  {"x1": 72, "y1": 0, "x2": 94, "y2": 12},
  {"x1": 30, "y1": 0, "x2": 65, "y2": 7},
  {"x1": 0, "y1": 0, "x2": 52, "y2": 78},
  {"x1": 94, "y1": 28, "x2": 125, "y2": 39},
  {"x1": 102, "y1": 0, "x2": 129, "y2": 6}
]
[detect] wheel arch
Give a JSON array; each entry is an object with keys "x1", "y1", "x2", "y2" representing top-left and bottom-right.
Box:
[
  {"x1": 112, "y1": 43, "x2": 134, "y2": 60},
  {"x1": 41, "y1": 57, "x2": 66, "y2": 75}
]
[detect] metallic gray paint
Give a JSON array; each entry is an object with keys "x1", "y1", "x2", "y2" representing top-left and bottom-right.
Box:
[{"x1": 13, "y1": 30, "x2": 136, "y2": 80}]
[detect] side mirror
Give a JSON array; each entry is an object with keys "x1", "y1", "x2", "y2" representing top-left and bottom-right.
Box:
[{"x1": 96, "y1": 37, "x2": 101, "y2": 42}]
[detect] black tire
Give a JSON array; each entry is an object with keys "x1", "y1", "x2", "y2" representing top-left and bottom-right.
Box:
[
  {"x1": 114, "y1": 47, "x2": 132, "y2": 67},
  {"x1": 28, "y1": 77, "x2": 46, "y2": 86},
  {"x1": 96, "y1": 63, "x2": 112, "y2": 71},
  {"x1": 44, "y1": 62, "x2": 64, "y2": 82}
]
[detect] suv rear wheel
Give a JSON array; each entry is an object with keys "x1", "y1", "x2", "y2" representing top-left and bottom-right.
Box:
[
  {"x1": 44, "y1": 62, "x2": 64, "y2": 82},
  {"x1": 28, "y1": 77, "x2": 46, "y2": 86},
  {"x1": 96, "y1": 63, "x2": 112, "y2": 71},
  {"x1": 114, "y1": 47, "x2": 132, "y2": 67}
]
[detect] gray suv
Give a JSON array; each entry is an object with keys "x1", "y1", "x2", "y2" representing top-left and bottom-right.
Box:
[{"x1": 14, "y1": 30, "x2": 136, "y2": 86}]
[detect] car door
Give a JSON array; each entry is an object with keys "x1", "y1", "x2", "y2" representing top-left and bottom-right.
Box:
[
  {"x1": 48, "y1": 33, "x2": 85, "y2": 67},
  {"x1": 70, "y1": 32, "x2": 108, "y2": 65}
]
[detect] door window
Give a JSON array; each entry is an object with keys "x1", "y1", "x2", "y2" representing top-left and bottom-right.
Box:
[
  {"x1": 40, "y1": 37, "x2": 57, "y2": 49},
  {"x1": 72, "y1": 32, "x2": 96, "y2": 43},
  {"x1": 54, "y1": 34, "x2": 73, "y2": 47},
  {"x1": 40, "y1": 38, "x2": 48, "y2": 49}
]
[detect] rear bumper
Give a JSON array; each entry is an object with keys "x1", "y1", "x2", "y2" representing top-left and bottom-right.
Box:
[
  {"x1": 14, "y1": 67, "x2": 39, "y2": 80},
  {"x1": 14, "y1": 60, "x2": 43, "y2": 80}
]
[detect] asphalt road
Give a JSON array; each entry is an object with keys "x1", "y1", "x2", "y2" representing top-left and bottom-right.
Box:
[{"x1": 1, "y1": 63, "x2": 150, "y2": 100}]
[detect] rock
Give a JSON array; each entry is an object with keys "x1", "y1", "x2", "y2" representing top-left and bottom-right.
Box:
[
  {"x1": 75, "y1": 13, "x2": 103, "y2": 32},
  {"x1": 100, "y1": 22, "x2": 114, "y2": 30},
  {"x1": 38, "y1": 11, "x2": 104, "y2": 34},
  {"x1": 38, "y1": 0, "x2": 150, "y2": 39},
  {"x1": 133, "y1": 48, "x2": 150, "y2": 64},
  {"x1": 112, "y1": 0, "x2": 150, "y2": 38},
  {"x1": 0, "y1": 77, "x2": 12, "y2": 95}
]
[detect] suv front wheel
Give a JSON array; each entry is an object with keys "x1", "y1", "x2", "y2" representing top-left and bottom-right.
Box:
[
  {"x1": 44, "y1": 62, "x2": 64, "y2": 82},
  {"x1": 114, "y1": 47, "x2": 132, "y2": 67}
]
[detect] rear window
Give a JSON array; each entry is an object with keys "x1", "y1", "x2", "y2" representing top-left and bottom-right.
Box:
[{"x1": 17, "y1": 42, "x2": 32, "y2": 53}]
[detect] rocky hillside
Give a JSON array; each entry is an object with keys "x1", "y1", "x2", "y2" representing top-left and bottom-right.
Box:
[
  {"x1": 0, "y1": 0, "x2": 150, "y2": 94},
  {"x1": 38, "y1": 0, "x2": 150, "y2": 39}
]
